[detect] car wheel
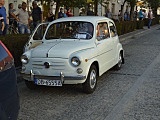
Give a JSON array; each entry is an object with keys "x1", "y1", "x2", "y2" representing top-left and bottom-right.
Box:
[
  {"x1": 25, "y1": 80, "x2": 37, "y2": 90},
  {"x1": 82, "y1": 65, "x2": 97, "y2": 94},
  {"x1": 114, "y1": 52, "x2": 123, "y2": 70}
]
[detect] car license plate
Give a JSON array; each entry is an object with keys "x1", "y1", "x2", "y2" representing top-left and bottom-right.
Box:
[{"x1": 34, "y1": 78, "x2": 62, "y2": 86}]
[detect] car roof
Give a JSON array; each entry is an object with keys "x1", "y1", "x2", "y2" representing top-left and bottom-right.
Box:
[{"x1": 51, "y1": 16, "x2": 113, "y2": 24}]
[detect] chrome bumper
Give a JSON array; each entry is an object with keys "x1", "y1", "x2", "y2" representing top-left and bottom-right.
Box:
[{"x1": 21, "y1": 70, "x2": 86, "y2": 84}]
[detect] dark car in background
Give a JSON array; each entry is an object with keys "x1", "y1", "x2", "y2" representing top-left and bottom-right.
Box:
[{"x1": 0, "y1": 41, "x2": 19, "y2": 120}]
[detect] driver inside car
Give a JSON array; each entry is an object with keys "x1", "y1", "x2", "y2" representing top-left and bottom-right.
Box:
[{"x1": 86, "y1": 24, "x2": 93, "y2": 39}]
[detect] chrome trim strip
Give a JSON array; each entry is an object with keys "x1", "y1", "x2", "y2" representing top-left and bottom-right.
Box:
[{"x1": 21, "y1": 73, "x2": 86, "y2": 81}]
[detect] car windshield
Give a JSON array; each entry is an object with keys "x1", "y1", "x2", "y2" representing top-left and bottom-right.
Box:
[
  {"x1": 33, "y1": 23, "x2": 49, "y2": 40},
  {"x1": 45, "y1": 21, "x2": 94, "y2": 40}
]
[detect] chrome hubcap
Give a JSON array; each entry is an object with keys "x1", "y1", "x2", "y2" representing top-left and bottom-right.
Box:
[
  {"x1": 90, "y1": 69, "x2": 96, "y2": 89},
  {"x1": 118, "y1": 54, "x2": 122, "y2": 67}
]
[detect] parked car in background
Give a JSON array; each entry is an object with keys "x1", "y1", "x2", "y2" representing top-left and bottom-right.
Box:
[
  {"x1": 0, "y1": 41, "x2": 19, "y2": 120},
  {"x1": 21, "y1": 16, "x2": 124, "y2": 94}
]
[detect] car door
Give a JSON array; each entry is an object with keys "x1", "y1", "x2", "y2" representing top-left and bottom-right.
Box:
[
  {"x1": 109, "y1": 21, "x2": 119, "y2": 62},
  {"x1": 24, "y1": 23, "x2": 49, "y2": 52},
  {"x1": 95, "y1": 22, "x2": 114, "y2": 74}
]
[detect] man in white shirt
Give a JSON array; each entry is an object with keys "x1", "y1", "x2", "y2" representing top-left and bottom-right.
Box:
[
  {"x1": 11, "y1": 2, "x2": 30, "y2": 34},
  {"x1": 148, "y1": 9, "x2": 153, "y2": 29}
]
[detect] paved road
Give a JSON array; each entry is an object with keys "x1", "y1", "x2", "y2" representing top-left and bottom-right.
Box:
[{"x1": 17, "y1": 25, "x2": 160, "y2": 120}]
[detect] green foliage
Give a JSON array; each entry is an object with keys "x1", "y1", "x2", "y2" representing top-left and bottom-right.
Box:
[
  {"x1": 115, "y1": 20, "x2": 144, "y2": 35},
  {"x1": 38, "y1": 0, "x2": 87, "y2": 8},
  {"x1": 144, "y1": 0, "x2": 160, "y2": 16}
]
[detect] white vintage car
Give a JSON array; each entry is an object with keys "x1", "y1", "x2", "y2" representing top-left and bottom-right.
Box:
[{"x1": 21, "y1": 16, "x2": 124, "y2": 94}]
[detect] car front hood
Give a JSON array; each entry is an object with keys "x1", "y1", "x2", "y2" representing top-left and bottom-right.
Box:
[{"x1": 31, "y1": 41, "x2": 94, "y2": 58}]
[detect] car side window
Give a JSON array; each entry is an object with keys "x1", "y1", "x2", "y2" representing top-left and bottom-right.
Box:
[
  {"x1": 109, "y1": 22, "x2": 117, "y2": 37},
  {"x1": 96, "y1": 22, "x2": 110, "y2": 41}
]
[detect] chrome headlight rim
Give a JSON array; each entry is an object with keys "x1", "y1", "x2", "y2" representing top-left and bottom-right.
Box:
[
  {"x1": 71, "y1": 57, "x2": 81, "y2": 67},
  {"x1": 21, "y1": 55, "x2": 29, "y2": 64}
]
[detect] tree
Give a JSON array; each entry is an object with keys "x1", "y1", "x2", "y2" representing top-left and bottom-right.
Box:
[
  {"x1": 36, "y1": 0, "x2": 86, "y2": 19},
  {"x1": 145, "y1": 0, "x2": 160, "y2": 16},
  {"x1": 128, "y1": 0, "x2": 137, "y2": 21}
]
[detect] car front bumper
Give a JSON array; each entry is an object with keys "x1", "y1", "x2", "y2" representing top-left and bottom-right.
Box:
[{"x1": 21, "y1": 70, "x2": 86, "y2": 84}]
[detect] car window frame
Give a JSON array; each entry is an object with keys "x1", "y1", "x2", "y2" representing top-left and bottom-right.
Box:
[
  {"x1": 96, "y1": 22, "x2": 110, "y2": 41},
  {"x1": 109, "y1": 21, "x2": 117, "y2": 37}
]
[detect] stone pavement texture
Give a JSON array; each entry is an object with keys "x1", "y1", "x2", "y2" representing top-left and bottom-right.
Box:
[{"x1": 105, "y1": 47, "x2": 160, "y2": 120}]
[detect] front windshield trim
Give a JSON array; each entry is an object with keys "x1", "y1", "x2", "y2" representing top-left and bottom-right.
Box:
[{"x1": 32, "y1": 22, "x2": 49, "y2": 40}]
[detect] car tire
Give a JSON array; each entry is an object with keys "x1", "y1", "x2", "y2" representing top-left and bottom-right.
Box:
[
  {"x1": 25, "y1": 80, "x2": 37, "y2": 90},
  {"x1": 114, "y1": 52, "x2": 123, "y2": 70},
  {"x1": 82, "y1": 65, "x2": 97, "y2": 94}
]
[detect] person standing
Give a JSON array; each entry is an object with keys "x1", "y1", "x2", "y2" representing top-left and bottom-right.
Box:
[
  {"x1": 0, "y1": 0, "x2": 8, "y2": 35},
  {"x1": 11, "y1": 2, "x2": 30, "y2": 34},
  {"x1": 118, "y1": 10, "x2": 122, "y2": 21},
  {"x1": 63, "y1": 9, "x2": 68, "y2": 17},
  {"x1": 9, "y1": 3, "x2": 16, "y2": 27},
  {"x1": 18, "y1": 4, "x2": 22, "y2": 9},
  {"x1": 87, "y1": 8, "x2": 94, "y2": 16},
  {"x1": 105, "y1": 9, "x2": 112, "y2": 19},
  {"x1": 138, "y1": 9, "x2": 144, "y2": 20},
  {"x1": 47, "y1": 8, "x2": 54, "y2": 22},
  {"x1": 148, "y1": 9, "x2": 153, "y2": 29},
  {"x1": 66, "y1": 8, "x2": 73, "y2": 17},
  {"x1": 31, "y1": 1, "x2": 42, "y2": 29},
  {"x1": 0, "y1": 14, "x2": 4, "y2": 35},
  {"x1": 58, "y1": 8, "x2": 64, "y2": 18}
]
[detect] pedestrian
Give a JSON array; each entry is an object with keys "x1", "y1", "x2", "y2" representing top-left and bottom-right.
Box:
[
  {"x1": 18, "y1": 4, "x2": 22, "y2": 9},
  {"x1": 47, "y1": 8, "x2": 54, "y2": 22},
  {"x1": 118, "y1": 10, "x2": 122, "y2": 21},
  {"x1": 0, "y1": 14, "x2": 4, "y2": 35},
  {"x1": 138, "y1": 9, "x2": 144, "y2": 20},
  {"x1": 133, "y1": 10, "x2": 138, "y2": 21},
  {"x1": 143, "y1": 10, "x2": 147, "y2": 19},
  {"x1": 79, "y1": 9, "x2": 85, "y2": 16},
  {"x1": 9, "y1": 3, "x2": 17, "y2": 27},
  {"x1": 31, "y1": 1, "x2": 43, "y2": 29},
  {"x1": 0, "y1": 0, "x2": 8, "y2": 35},
  {"x1": 87, "y1": 8, "x2": 94, "y2": 16},
  {"x1": 105, "y1": 9, "x2": 112, "y2": 19},
  {"x1": 58, "y1": 8, "x2": 64, "y2": 18},
  {"x1": 66, "y1": 8, "x2": 73, "y2": 17},
  {"x1": 63, "y1": 9, "x2": 68, "y2": 18},
  {"x1": 148, "y1": 9, "x2": 153, "y2": 29},
  {"x1": 11, "y1": 2, "x2": 30, "y2": 34},
  {"x1": 124, "y1": 10, "x2": 129, "y2": 21}
]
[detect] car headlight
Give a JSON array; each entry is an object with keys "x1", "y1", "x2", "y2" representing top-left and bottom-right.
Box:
[
  {"x1": 71, "y1": 57, "x2": 81, "y2": 67},
  {"x1": 21, "y1": 55, "x2": 29, "y2": 64}
]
